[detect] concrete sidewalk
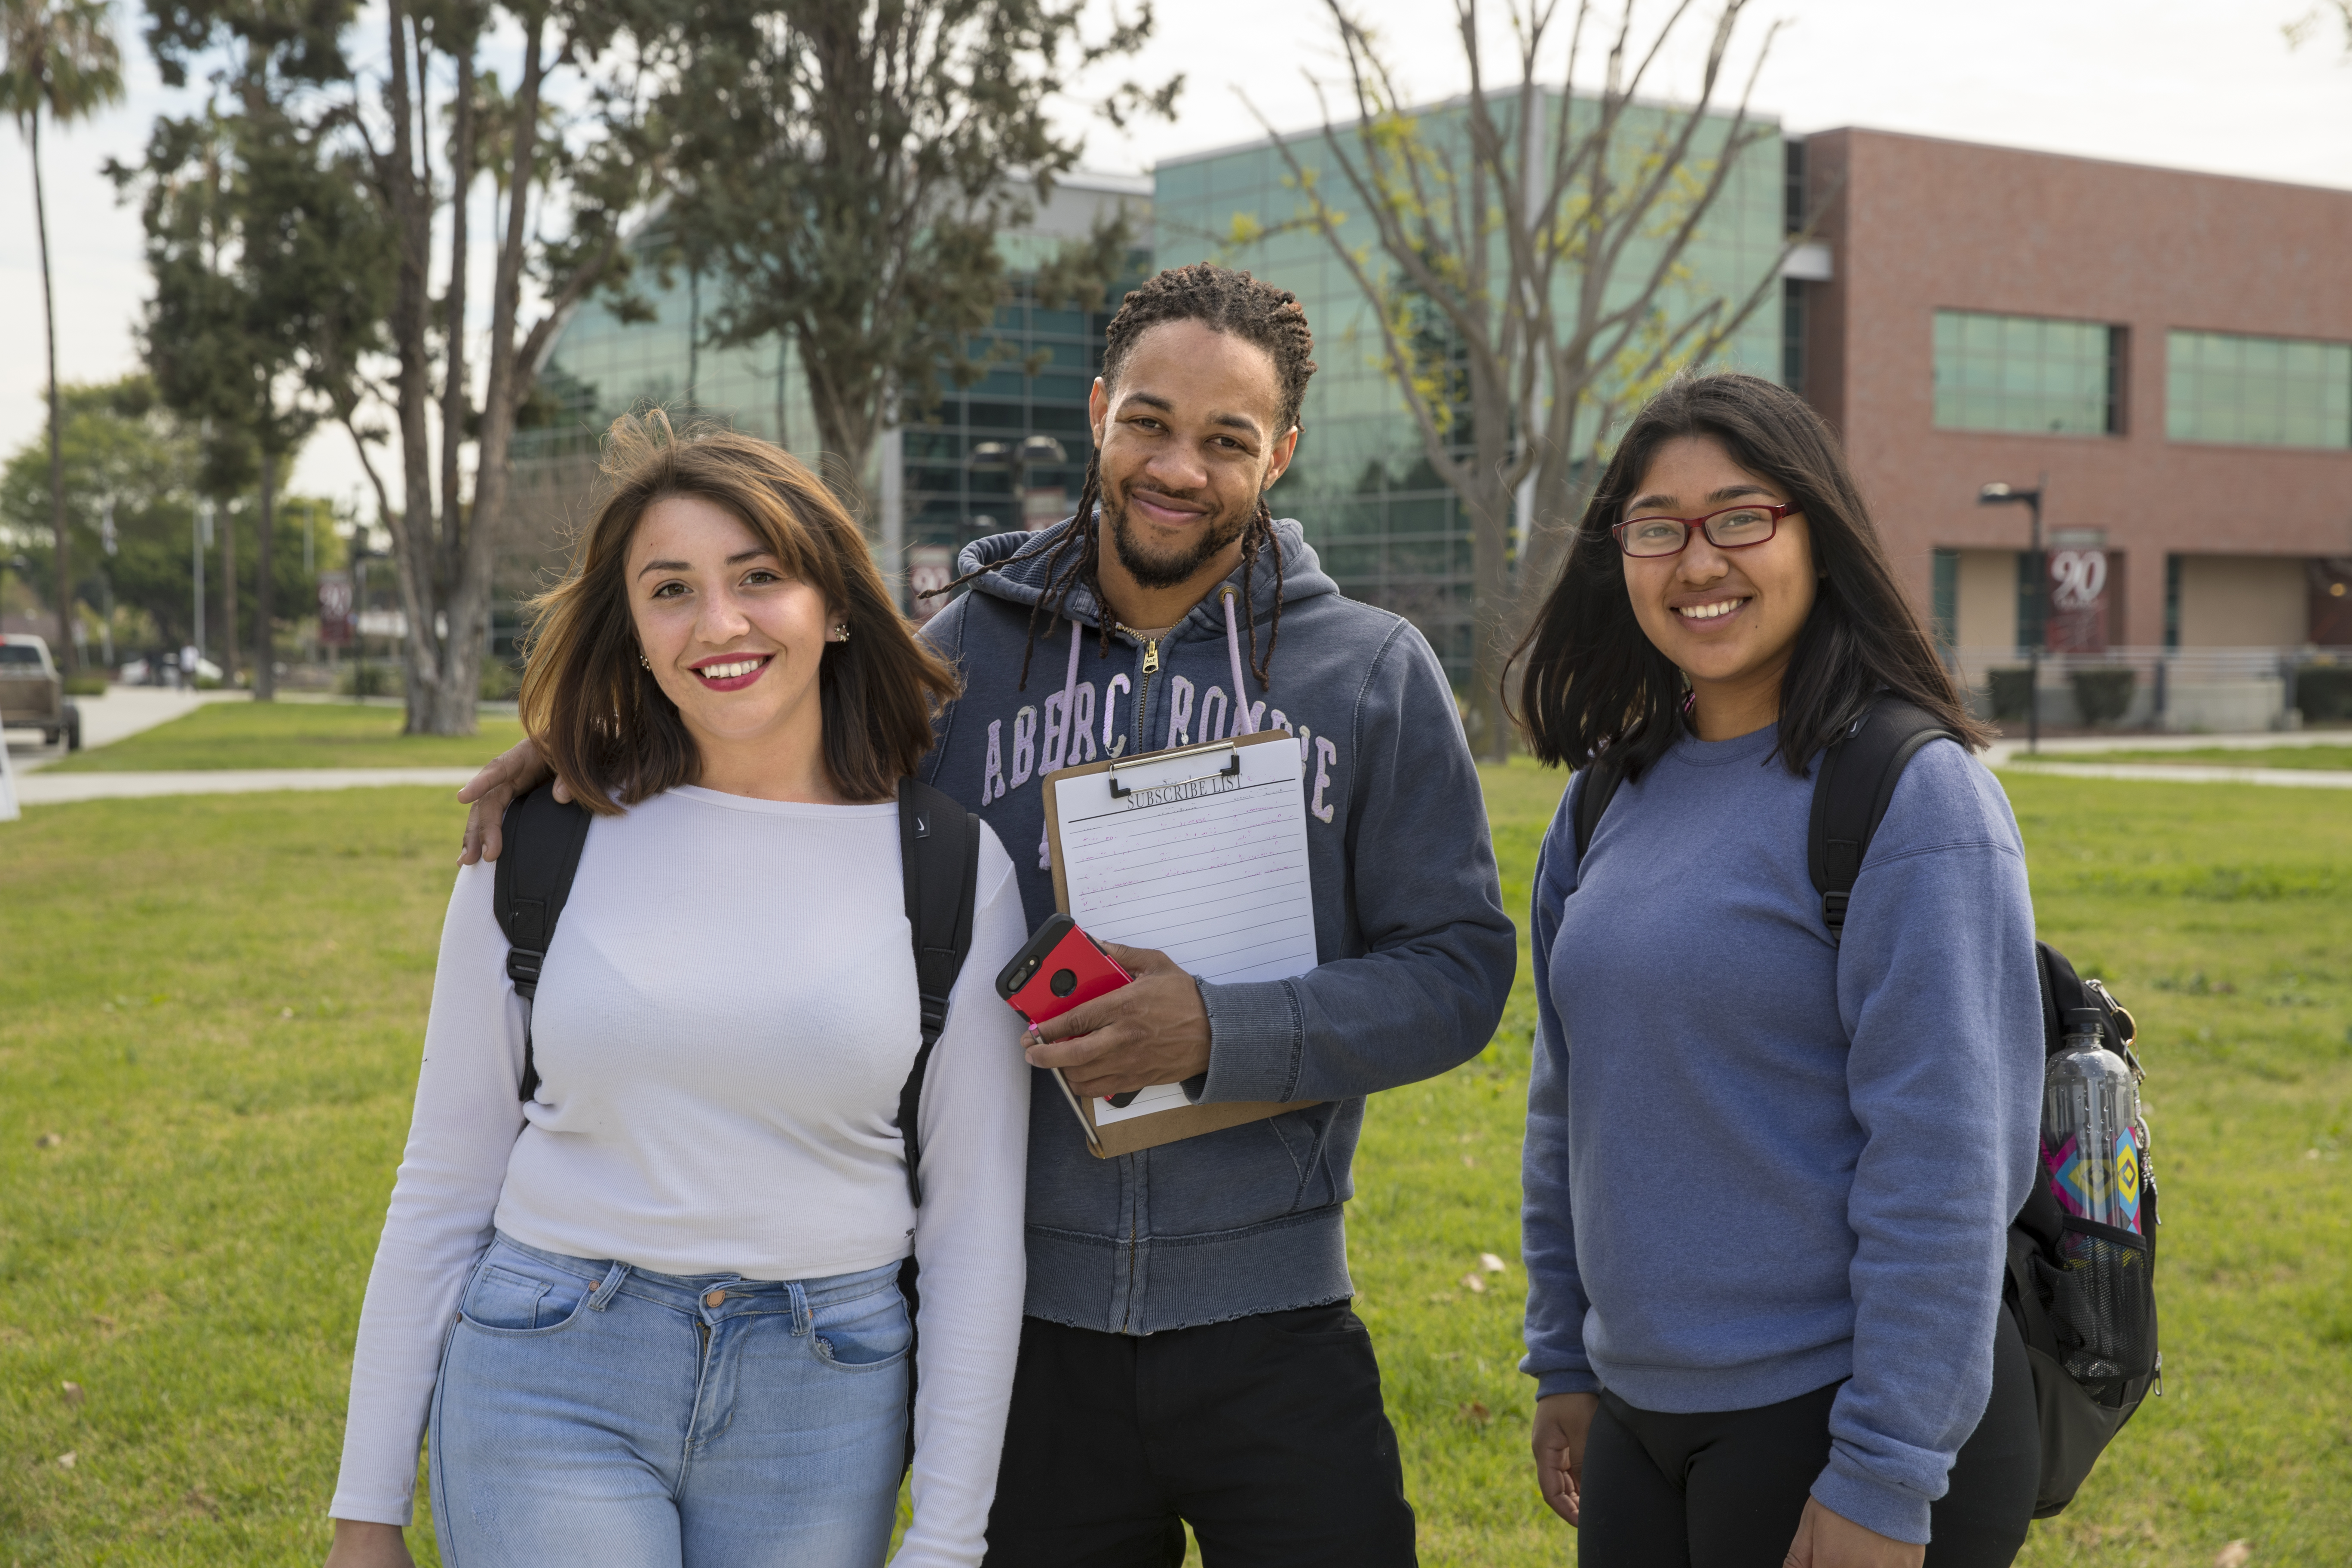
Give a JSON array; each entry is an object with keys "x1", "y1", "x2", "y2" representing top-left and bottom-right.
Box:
[
  {"x1": 15, "y1": 768, "x2": 476, "y2": 806},
  {"x1": 7, "y1": 688, "x2": 251, "y2": 772},
  {"x1": 1979, "y1": 729, "x2": 2345, "y2": 767},
  {"x1": 1993, "y1": 760, "x2": 2352, "y2": 788},
  {"x1": 1987, "y1": 728, "x2": 2351, "y2": 787}
]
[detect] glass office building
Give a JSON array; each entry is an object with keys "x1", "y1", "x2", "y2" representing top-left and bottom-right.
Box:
[
  {"x1": 516, "y1": 101, "x2": 1787, "y2": 677},
  {"x1": 511, "y1": 173, "x2": 1155, "y2": 612},
  {"x1": 1150, "y1": 94, "x2": 1789, "y2": 675}
]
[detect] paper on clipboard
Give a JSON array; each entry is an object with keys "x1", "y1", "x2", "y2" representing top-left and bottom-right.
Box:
[{"x1": 1042, "y1": 729, "x2": 1320, "y2": 1156}]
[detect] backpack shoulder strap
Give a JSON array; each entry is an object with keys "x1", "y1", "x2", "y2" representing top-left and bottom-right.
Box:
[
  {"x1": 492, "y1": 784, "x2": 593, "y2": 1101},
  {"x1": 1571, "y1": 753, "x2": 1626, "y2": 868},
  {"x1": 1807, "y1": 696, "x2": 1961, "y2": 943},
  {"x1": 896, "y1": 776, "x2": 983, "y2": 1208}
]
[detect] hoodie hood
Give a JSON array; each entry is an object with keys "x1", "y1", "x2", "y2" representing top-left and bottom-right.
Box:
[{"x1": 952, "y1": 512, "x2": 1338, "y2": 641}]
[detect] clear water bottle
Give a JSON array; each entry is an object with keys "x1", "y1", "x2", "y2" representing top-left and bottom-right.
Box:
[{"x1": 2042, "y1": 1007, "x2": 2144, "y2": 1232}]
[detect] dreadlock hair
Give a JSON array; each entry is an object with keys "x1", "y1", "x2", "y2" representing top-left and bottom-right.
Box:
[{"x1": 925, "y1": 263, "x2": 1319, "y2": 691}]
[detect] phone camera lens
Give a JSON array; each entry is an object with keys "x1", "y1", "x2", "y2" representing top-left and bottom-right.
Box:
[{"x1": 1050, "y1": 968, "x2": 1078, "y2": 998}]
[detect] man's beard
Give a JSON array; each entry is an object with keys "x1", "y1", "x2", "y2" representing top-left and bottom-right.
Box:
[{"x1": 1102, "y1": 483, "x2": 1253, "y2": 592}]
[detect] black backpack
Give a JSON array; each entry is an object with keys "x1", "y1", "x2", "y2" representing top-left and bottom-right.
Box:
[
  {"x1": 491, "y1": 774, "x2": 983, "y2": 1472},
  {"x1": 1573, "y1": 695, "x2": 2159, "y2": 1519}
]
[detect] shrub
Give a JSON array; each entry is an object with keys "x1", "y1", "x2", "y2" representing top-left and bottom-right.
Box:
[
  {"x1": 2298, "y1": 665, "x2": 2352, "y2": 724},
  {"x1": 1989, "y1": 667, "x2": 2035, "y2": 721},
  {"x1": 479, "y1": 659, "x2": 523, "y2": 701},
  {"x1": 61, "y1": 674, "x2": 108, "y2": 696},
  {"x1": 337, "y1": 660, "x2": 394, "y2": 698},
  {"x1": 2072, "y1": 667, "x2": 2137, "y2": 726}
]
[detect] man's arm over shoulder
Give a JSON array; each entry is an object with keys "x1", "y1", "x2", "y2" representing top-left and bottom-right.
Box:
[
  {"x1": 1196, "y1": 617, "x2": 1516, "y2": 1103},
  {"x1": 913, "y1": 591, "x2": 976, "y2": 787}
]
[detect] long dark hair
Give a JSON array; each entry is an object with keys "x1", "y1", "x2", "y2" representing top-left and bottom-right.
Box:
[
  {"x1": 520, "y1": 412, "x2": 962, "y2": 811},
  {"x1": 1509, "y1": 371, "x2": 1987, "y2": 779},
  {"x1": 925, "y1": 263, "x2": 1319, "y2": 689}
]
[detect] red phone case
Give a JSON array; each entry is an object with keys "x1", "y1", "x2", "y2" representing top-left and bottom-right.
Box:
[{"x1": 999, "y1": 915, "x2": 1133, "y2": 1026}]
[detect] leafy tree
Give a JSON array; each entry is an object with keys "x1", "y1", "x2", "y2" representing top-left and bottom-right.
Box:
[
  {"x1": 2286, "y1": 3, "x2": 2352, "y2": 53},
  {"x1": 143, "y1": 0, "x2": 660, "y2": 733},
  {"x1": 648, "y1": 0, "x2": 1179, "y2": 503},
  {"x1": 0, "y1": 0, "x2": 125, "y2": 671},
  {"x1": 117, "y1": 30, "x2": 388, "y2": 698},
  {"x1": 0, "y1": 377, "x2": 336, "y2": 655},
  {"x1": 1253, "y1": 0, "x2": 1813, "y2": 758}
]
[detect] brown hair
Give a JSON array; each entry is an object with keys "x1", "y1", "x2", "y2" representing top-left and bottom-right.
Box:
[
  {"x1": 519, "y1": 412, "x2": 961, "y2": 810},
  {"x1": 1509, "y1": 371, "x2": 1989, "y2": 780},
  {"x1": 928, "y1": 263, "x2": 1319, "y2": 689}
]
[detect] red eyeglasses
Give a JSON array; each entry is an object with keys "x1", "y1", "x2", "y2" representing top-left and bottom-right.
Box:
[{"x1": 1612, "y1": 501, "x2": 1798, "y2": 558}]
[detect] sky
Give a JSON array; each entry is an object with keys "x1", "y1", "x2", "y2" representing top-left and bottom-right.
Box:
[{"x1": 1, "y1": 0, "x2": 2347, "y2": 510}]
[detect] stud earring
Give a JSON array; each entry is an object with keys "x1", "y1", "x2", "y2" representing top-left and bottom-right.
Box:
[
  {"x1": 639, "y1": 653, "x2": 650, "y2": 670},
  {"x1": 833, "y1": 624, "x2": 851, "y2": 642}
]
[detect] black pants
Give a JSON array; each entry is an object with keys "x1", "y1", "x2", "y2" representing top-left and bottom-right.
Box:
[
  {"x1": 1581, "y1": 1309, "x2": 2038, "y2": 1568},
  {"x1": 981, "y1": 1305, "x2": 1417, "y2": 1568}
]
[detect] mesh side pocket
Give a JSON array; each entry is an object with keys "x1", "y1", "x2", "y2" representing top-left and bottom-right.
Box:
[{"x1": 2037, "y1": 1217, "x2": 2156, "y2": 1388}]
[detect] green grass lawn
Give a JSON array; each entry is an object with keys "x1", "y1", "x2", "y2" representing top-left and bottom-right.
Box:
[
  {"x1": 2, "y1": 769, "x2": 2347, "y2": 1564},
  {"x1": 2012, "y1": 744, "x2": 2352, "y2": 772},
  {"x1": 44, "y1": 700, "x2": 524, "y2": 772}
]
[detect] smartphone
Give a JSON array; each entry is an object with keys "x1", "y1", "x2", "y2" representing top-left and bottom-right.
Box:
[{"x1": 996, "y1": 915, "x2": 1141, "y2": 1109}]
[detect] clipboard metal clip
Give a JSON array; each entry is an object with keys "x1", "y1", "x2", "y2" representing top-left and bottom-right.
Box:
[{"x1": 1106, "y1": 740, "x2": 1240, "y2": 799}]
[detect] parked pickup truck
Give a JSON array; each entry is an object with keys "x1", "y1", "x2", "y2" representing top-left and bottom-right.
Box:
[{"x1": 0, "y1": 634, "x2": 82, "y2": 750}]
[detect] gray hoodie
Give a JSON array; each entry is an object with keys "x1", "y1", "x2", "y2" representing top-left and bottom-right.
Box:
[{"x1": 917, "y1": 515, "x2": 1515, "y2": 1333}]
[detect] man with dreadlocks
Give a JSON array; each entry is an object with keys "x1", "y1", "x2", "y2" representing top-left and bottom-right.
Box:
[
  {"x1": 911, "y1": 263, "x2": 1513, "y2": 1566},
  {"x1": 456, "y1": 263, "x2": 1513, "y2": 1565}
]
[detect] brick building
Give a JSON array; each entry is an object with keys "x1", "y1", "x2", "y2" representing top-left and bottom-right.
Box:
[{"x1": 1793, "y1": 128, "x2": 2352, "y2": 723}]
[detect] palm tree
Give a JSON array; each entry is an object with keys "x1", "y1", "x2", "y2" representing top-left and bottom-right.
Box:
[{"x1": 1, "y1": 0, "x2": 123, "y2": 674}]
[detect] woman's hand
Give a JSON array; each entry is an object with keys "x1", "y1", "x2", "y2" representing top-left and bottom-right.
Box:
[
  {"x1": 1531, "y1": 1390, "x2": 1599, "y2": 1525},
  {"x1": 1782, "y1": 1496, "x2": 1925, "y2": 1568},
  {"x1": 323, "y1": 1519, "x2": 416, "y2": 1568},
  {"x1": 456, "y1": 737, "x2": 557, "y2": 864}
]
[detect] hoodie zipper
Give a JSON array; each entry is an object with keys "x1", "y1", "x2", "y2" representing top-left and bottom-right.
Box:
[{"x1": 1121, "y1": 627, "x2": 1161, "y2": 741}]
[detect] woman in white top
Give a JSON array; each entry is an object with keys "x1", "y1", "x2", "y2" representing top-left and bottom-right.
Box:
[{"x1": 325, "y1": 415, "x2": 1032, "y2": 1568}]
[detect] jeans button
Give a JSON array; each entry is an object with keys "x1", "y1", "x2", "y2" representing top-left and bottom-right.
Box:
[{"x1": 703, "y1": 1289, "x2": 726, "y2": 1308}]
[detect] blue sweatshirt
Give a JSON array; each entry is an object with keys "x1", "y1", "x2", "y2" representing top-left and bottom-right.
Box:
[
  {"x1": 919, "y1": 517, "x2": 1516, "y2": 1335},
  {"x1": 1518, "y1": 722, "x2": 2043, "y2": 1545}
]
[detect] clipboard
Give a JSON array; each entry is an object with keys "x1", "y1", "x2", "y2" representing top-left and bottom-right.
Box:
[{"x1": 1040, "y1": 731, "x2": 1320, "y2": 1157}]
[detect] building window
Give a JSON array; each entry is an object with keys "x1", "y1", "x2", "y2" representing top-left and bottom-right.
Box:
[
  {"x1": 2164, "y1": 554, "x2": 2182, "y2": 649},
  {"x1": 2166, "y1": 329, "x2": 2352, "y2": 449},
  {"x1": 1932, "y1": 310, "x2": 2122, "y2": 437},
  {"x1": 1782, "y1": 280, "x2": 1807, "y2": 396},
  {"x1": 1784, "y1": 139, "x2": 1807, "y2": 235},
  {"x1": 1931, "y1": 548, "x2": 1958, "y2": 650}
]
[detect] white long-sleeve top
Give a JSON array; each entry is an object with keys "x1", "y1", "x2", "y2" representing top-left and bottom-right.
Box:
[{"x1": 330, "y1": 786, "x2": 1031, "y2": 1568}]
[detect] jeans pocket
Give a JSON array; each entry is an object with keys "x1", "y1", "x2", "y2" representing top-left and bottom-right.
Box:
[
  {"x1": 459, "y1": 1250, "x2": 596, "y2": 1335},
  {"x1": 811, "y1": 1283, "x2": 913, "y2": 1371}
]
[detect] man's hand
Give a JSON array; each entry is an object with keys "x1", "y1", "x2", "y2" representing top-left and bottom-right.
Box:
[
  {"x1": 1023, "y1": 942, "x2": 1211, "y2": 1099},
  {"x1": 456, "y1": 738, "x2": 556, "y2": 864},
  {"x1": 1532, "y1": 1391, "x2": 1598, "y2": 1526},
  {"x1": 323, "y1": 1519, "x2": 416, "y2": 1568},
  {"x1": 1782, "y1": 1496, "x2": 1925, "y2": 1568}
]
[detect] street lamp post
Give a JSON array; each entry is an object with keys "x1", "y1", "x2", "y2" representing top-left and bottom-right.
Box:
[
  {"x1": 98, "y1": 497, "x2": 117, "y2": 671},
  {"x1": 1978, "y1": 479, "x2": 2046, "y2": 754}
]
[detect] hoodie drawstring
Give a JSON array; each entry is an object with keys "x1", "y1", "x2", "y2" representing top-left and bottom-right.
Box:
[
  {"x1": 1220, "y1": 587, "x2": 1261, "y2": 735},
  {"x1": 1061, "y1": 615, "x2": 1084, "y2": 746}
]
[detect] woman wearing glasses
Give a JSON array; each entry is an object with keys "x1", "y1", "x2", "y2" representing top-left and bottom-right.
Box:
[{"x1": 1512, "y1": 374, "x2": 2044, "y2": 1567}]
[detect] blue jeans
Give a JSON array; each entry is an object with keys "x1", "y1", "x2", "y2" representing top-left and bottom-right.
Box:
[{"x1": 429, "y1": 1234, "x2": 910, "y2": 1567}]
